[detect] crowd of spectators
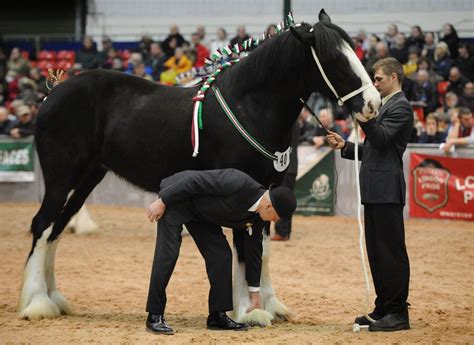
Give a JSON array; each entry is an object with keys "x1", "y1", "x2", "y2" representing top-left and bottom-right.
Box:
[{"x1": 0, "y1": 22, "x2": 473, "y2": 151}]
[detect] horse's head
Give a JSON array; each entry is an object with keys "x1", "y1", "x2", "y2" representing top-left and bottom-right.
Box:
[{"x1": 290, "y1": 9, "x2": 381, "y2": 118}]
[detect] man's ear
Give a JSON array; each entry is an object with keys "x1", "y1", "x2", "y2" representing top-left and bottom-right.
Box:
[{"x1": 290, "y1": 25, "x2": 314, "y2": 46}]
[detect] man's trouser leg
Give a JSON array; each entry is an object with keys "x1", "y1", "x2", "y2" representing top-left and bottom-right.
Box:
[
  {"x1": 146, "y1": 215, "x2": 183, "y2": 315},
  {"x1": 365, "y1": 204, "x2": 410, "y2": 315},
  {"x1": 186, "y1": 222, "x2": 233, "y2": 314}
]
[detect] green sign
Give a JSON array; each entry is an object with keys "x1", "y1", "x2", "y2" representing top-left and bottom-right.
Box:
[
  {"x1": 295, "y1": 148, "x2": 335, "y2": 216},
  {"x1": 0, "y1": 140, "x2": 35, "y2": 182}
]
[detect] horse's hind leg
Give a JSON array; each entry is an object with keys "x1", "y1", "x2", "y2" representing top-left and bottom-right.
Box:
[
  {"x1": 18, "y1": 184, "x2": 71, "y2": 320},
  {"x1": 19, "y1": 164, "x2": 106, "y2": 320},
  {"x1": 45, "y1": 165, "x2": 106, "y2": 316}
]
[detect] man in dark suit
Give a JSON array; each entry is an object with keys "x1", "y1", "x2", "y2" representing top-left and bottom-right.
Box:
[
  {"x1": 144, "y1": 169, "x2": 296, "y2": 335},
  {"x1": 327, "y1": 57, "x2": 413, "y2": 332}
]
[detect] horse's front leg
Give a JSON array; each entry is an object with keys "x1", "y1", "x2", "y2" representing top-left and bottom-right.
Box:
[{"x1": 259, "y1": 230, "x2": 290, "y2": 320}]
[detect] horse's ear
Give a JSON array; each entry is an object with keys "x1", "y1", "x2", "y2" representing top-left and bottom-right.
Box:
[
  {"x1": 290, "y1": 25, "x2": 314, "y2": 46},
  {"x1": 318, "y1": 9, "x2": 331, "y2": 23}
]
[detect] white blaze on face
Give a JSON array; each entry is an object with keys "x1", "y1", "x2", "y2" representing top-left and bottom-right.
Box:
[{"x1": 340, "y1": 40, "x2": 381, "y2": 116}]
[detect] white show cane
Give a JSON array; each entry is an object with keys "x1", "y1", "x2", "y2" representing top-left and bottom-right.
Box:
[{"x1": 352, "y1": 118, "x2": 376, "y2": 332}]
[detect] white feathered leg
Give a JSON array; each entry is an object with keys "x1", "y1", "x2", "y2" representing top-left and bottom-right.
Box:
[
  {"x1": 231, "y1": 244, "x2": 273, "y2": 327},
  {"x1": 45, "y1": 234, "x2": 73, "y2": 315},
  {"x1": 68, "y1": 205, "x2": 99, "y2": 235},
  {"x1": 260, "y1": 233, "x2": 290, "y2": 320},
  {"x1": 18, "y1": 226, "x2": 61, "y2": 320}
]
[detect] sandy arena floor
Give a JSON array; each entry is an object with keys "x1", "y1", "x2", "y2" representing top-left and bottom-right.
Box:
[{"x1": 1, "y1": 202, "x2": 473, "y2": 344}]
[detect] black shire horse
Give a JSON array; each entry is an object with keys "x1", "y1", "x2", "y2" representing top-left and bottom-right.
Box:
[{"x1": 18, "y1": 10, "x2": 380, "y2": 323}]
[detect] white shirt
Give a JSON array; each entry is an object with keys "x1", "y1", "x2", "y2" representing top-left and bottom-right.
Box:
[
  {"x1": 381, "y1": 90, "x2": 402, "y2": 107},
  {"x1": 248, "y1": 195, "x2": 264, "y2": 212}
]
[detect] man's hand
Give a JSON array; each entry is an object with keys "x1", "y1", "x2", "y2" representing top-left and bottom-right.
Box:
[
  {"x1": 326, "y1": 130, "x2": 345, "y2": 150},
  {"x1": 146, "y1": 198, "x2": 166, "y2": 222},
  {"x1": 246, "y1": 291, "x2": 262, "y2": 313}
]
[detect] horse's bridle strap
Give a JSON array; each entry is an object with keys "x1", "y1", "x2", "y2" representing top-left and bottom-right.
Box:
[{"x1": 310, "y1": 46, "x2": 372, "y2": 106}]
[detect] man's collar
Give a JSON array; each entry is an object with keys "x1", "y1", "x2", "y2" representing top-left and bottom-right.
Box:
[{"x1": 381, "y1": 90, "x2": 402, "y2": 106}]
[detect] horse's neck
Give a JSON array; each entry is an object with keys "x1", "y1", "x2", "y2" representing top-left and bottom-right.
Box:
[{"x1": 220, "y1": 58, "x2": 311, "y2": 144}]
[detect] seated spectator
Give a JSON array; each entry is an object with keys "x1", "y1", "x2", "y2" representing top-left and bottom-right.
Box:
[
  {"x1": 383, "y1": 23, "x2": 398, "y2": 50},
  {"x1": 76, "y1": 36, "x2": 101, "y2": 70},
  {"x1": 99, "y1": 37, "x2": 113, "y2": 66},
  {"x1": 447, "y1": 66, "x2": 468, "y2": 96},
  {"x1": 418, "y1": 113, "x2": 447, "y2": 143},
  {"x1": 455, "y1": 43, "x2": 474, "y2": 81},
  {"x1": 365, "y1": 41, "x2": 389, "y2": 75},
  {"x1": 162, "y1": 25, "x2": 185, "y2": 56},
  {"x1": 182, "y1": 41, "x2": 196, "y2": 65},
  {"x1": 421, "y1": 31, "x2": 436, "y2": 63},
  {"x1": 407, "y1": 25, "x2": 424, "y2": 51},
  {"x1": 196, "y1": 25, "x2": 210, "y2": 49},
  {"x1": 139, "y1": 35, "x2": 154, "y2": 61},
  {"x1": 6, "y1": 47, "x2": 30, "y2": 81},
  {"x1": 443, "y1": 107, "x2": 473, "y2": 152},
  {"x1": 125, "y1": 51, "x2": 144, "y2": 74},
  {"x1": 357, "y1": 30, "x2": 371, "y2": 54},
  {"x1": 102, "y1": 48, "x2": 123, "y2": 71},
  {"x1": 403, "y1": 46, "x2": 420, "y2": 78},
  {"x1": 160, "y1": 48, "x2": 192, "y2": 85},
  {"x1": 147, "y1": 42, "x2": 168, "y2": 81},
  {"x1": 265, "y1": 24, "x2": 278, "y2": 38},
  {"x1": 133, "y1": 62, "x2": 153, "y2": 81},
  {"x1": 297, "y1": 107, "x2": 315, "y2": 144},
  {"x1": 416, "y1": 57, "x2": 442, "y2": 84},
  {"x1": 437, "y1": 111, "x2": 450, "y2": 134},
  {"x1": 440, "y1": 23, "x2": 459, "y2": 59},
  {"x1": 433, "y1": 42, "x2": 453, "y2": 80},
  {"x1": 0, "y1": 106, "x2": 14, "y2": 135},
  {"x1": 459, "y1": 82, "x2": 474, "y2": 111},
  {"x1": 439, "y1": 91, "x2": 459, "y2": 113},
  {"x1": 209, "y1": 27, "x2": 230, "y2": 56},
  {"x1": 304, "y1": 108, "x2": 342, "y2": 149},
  {"x1": 364, "y1": 34, "x2": 381, "y2": 61},
  {"x1": 230, "y1": 25, "x2": 250, "y2": 47},
  {"x1": 389, "y1": 33, "x2": 409, "y2": 64},
  {"x1": 9, "y1": 105, "x2": 35, "y2": 138},
  {"x1": 17, "y1": 77, "x2": 38, "y2": 104},
  {"x1": 352, "y1": 36, "x2": 365, "y2": 62},
  {"x1": 29, "y1": 68, "x2": 48, "y2": 98},
  {"x1": 191, "y1": 33, "x2": 209, "y2": 68},
  {"x1": 410, "y1": 69, "x2": 438, "y2": 115}
]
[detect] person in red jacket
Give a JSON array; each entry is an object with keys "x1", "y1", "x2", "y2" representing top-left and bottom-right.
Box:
[{"x1": 191, "y1": 32, "x2": 209, "y2": 68}]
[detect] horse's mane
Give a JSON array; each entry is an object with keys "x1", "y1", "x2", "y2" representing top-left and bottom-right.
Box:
[
  {"x1": 222, "y1": 20, "x2": 354, "y2": 93},
  {"x1": 223, "y1": 30, "x2": 307, "y2": 93},
  {"x1": 312, "y1": 21, "x2": 354, "y2": 62}
]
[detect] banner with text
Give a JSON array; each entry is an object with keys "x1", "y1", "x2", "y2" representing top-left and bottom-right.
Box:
[
  {"x1": 0, "y1": 140, "x2": 35, "y2": 182},
  {"x1": 409, "y1": 153, "x2": 474, "y2": 221}
]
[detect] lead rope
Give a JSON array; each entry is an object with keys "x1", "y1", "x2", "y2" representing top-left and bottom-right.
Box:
[{"x1": 353, "y1": 117, "x2": 376, "y2": 326}]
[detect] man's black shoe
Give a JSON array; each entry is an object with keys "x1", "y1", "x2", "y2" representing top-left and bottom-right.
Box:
[
  {"x1": 354, "y1": 312, "x2": 382, "y2": 326},
  {"x1": 369, "y1": 312, "x2": 410, "y2": 332},
  {"x1": 206, "y1": 311, "x2": 248, "y2": 331},
  {"x1": 145, "y1": 314, "x2": 174, "y2": 335}
]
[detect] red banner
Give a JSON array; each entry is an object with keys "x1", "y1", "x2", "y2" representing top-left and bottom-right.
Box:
[{"x1": 410, "y1": 153, "x2": 474, "y2": 221}]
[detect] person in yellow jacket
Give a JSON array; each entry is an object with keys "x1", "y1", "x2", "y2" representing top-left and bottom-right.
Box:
[{"x1": 160, "y1": 47, "x2": 192, "y2": 84}]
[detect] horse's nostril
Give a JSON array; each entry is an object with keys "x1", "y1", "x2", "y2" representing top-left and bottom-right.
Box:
[{"x1": 367, "y1": 101, "x2": 374, "y2": 113}]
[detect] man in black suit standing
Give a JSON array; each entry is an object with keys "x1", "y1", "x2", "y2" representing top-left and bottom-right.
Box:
[
  {"x1": 327, "y1": 57, "x2": 413, "y2": 332},
  {"x1": 144, "y1": 169, "x2": 296, "y2": 335}
]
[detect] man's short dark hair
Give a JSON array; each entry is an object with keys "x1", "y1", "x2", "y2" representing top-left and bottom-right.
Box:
[
  {"x1": 459, "y1": 107, "x2": 472, "y2": 117},
  {"x1": 373, "y1": 57, "x2": 404, "y2": 85}
]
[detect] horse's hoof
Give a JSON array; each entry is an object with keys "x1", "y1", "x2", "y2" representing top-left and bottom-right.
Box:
[
  {"x1": 18, "y1": 294, "x2": 61, "y2": 320},
  {"x1": 239, "y1": 309, "x2": 274, "y2": 327},
  {"x1": 265, "y1": 297, "x2": 291, "y2": 321},
  {"x1": 49, "y1": 290, "x2": 73, "y2": 315}
]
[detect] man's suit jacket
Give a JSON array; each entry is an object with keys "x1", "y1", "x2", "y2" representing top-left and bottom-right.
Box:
[
  {"x1": 342, "y1": 91, "x2": 413, "y2": 205},
  {"x1": 158, "y1": 169, "x2": 265, "y2": 228}
]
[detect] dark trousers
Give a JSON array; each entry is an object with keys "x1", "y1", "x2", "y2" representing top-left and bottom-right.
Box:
[
  {"x1": 146, "y1": 214, "x2": 233, "y2": 315},
  {"x1": 274, "y1": 172, "x2": 296, "y2": 238},
  {"x1": 364, "y1": 203, "x2": 410, "y2": 315}
]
